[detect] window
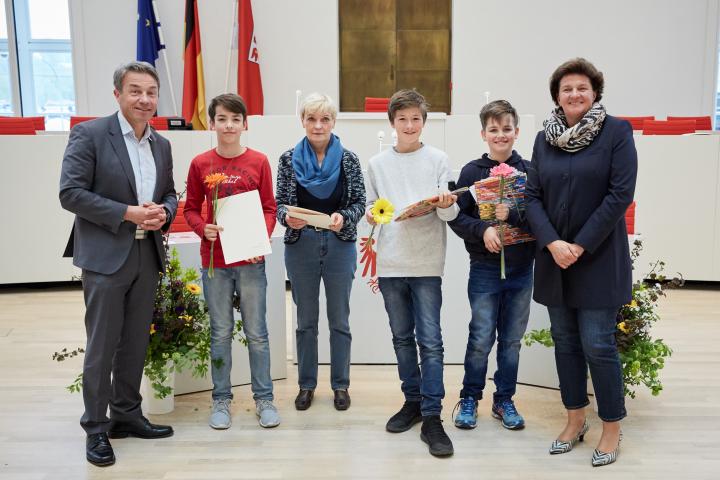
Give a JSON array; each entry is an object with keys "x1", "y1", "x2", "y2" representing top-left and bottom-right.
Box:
[
  {"x1": 2, "y1": 0, "x2": 75, "y2": 130},
  {"x1": 0, "y1": 0, "x2": 13, "y2": 114}
]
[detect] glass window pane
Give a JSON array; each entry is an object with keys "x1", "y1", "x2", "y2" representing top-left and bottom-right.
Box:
[
  {"x1": 0, "y1": 0, "x2": 7, "y2": 39},
  {"x1": 33, "y1": 51, "x2": 74, "y2": 129},
  {"x1": 0, "y1": 49, "x2": 12, "y2": 114},
  {"x1": 28, "y1": 0, "x2": 70, "y2": 40}
]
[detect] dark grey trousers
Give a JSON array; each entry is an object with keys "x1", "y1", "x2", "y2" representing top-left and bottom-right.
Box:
[{"x1": 80, "y1": 238, "x2": 160, "y2": 434}]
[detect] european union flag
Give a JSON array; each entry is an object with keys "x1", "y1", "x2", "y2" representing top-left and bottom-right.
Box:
[{"x1": 137, "y1": 0, "x2": 163, "y2": 66}]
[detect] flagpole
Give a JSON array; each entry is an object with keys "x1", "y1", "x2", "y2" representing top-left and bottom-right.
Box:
[
  {"x1": 224, "y1": 0, "x2": 239, "y2": 93},
  {"x1": 152, "y1": 0, "x2": 179, "y2": 116}
]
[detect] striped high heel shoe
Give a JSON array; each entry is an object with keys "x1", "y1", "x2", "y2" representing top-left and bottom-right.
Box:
[
  {"x1": 549, "y1": 420, "x2": 589, "y2": 454},
  {"x1": 591, "y1": 431, "x2": 623, "y2": 467}
]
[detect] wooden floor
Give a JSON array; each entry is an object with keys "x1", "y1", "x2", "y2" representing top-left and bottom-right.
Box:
[{"x1": 0, "y1": 285, "x2": 718, "y2": 479}]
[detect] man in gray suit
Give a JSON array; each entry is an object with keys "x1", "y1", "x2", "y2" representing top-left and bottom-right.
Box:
[{"x1": 60, "y1": 61, "x2": 178, "y2": 467}]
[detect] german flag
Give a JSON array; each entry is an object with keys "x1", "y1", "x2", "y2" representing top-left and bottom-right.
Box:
[{"x1": 182, "y1": 0, "x2": 207, "y2": 130}]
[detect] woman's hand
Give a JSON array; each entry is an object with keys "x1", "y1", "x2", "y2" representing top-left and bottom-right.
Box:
[
  {"x1": 483, "y1": 227, "x2": 502, "y2": 253},
  {"x1": 245, "y1": 256, "x2": 263, "y2": 264},
  {"x1": 328, "y1": 212, "x2": 344, "y2": 232},
  {"x1": 548, "y1": 240, "x2": 579, "y2": 269},
  {"x1": 435, "y1": 191, "x2": 457, "y2": 209},
  {"x1": 204, "y1": 224, "x2": 223, "y2": 241},
  {"x1": 286, "y1": 214, "x2": 307, "y2": 230},
  {"x1": 569, "y1": 243, "x2": 585, "y2": 259},
  {"x1": 495, "y1": 203, "x2": 509, "y2": 221}
]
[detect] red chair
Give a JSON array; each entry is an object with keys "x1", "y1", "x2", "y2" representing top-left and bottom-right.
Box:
[
  {"x1": 149, "y1": 116, "x2": 170, "y2": 130},
  {"x1": 642, "y1": 119, "x2": 696, "y2": 135},
  {"x1": 23, "y1": 116, "x2": 46, "y2": 131},
  {"x1": 364, "y1": 97, "x2": 389, "y2": 113},
  {"x1": 169, "y1": 200, "x2": 208, "y2": 233},
  {"x1": 70, "y1": 116, "x2": 98, "y2": 129},
  {"x1": 666, "y1": 115, "x2": 712, "y2": 131},
  {"x1": 617, "y1": 116, "x2": 654, "y2": 131},
  {"x1": 625, "y1": 201, "x2": 636, "y2": 235},
  {"x1": 0, "y1": 117, "x2": 37, "y2": 135}
]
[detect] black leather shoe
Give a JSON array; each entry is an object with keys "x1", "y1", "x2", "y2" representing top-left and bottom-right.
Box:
[
  {"x1": 86, "y1": 433, "x2": 115, "y2": 467},
  {"x1": 108, "y1": 416, "x2": 174, "y2": 439},
  {"x1": 334, "y1": 389, "x2": 351, "y2": 411},
  {"x1": 294, "y1": 389, "x2": 314, "y2": 411}
]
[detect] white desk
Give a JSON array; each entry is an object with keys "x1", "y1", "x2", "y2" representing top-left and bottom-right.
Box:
[{"x1": 1, "y1": 118, "x2": 718, "y2": 284}]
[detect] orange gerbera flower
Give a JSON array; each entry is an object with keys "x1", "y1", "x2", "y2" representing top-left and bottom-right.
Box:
[{"x1": 204, "y1": 172, "x2": 228, "y2": 189}]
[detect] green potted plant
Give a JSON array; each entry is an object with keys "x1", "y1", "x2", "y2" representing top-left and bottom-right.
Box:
[{"x1": 523, "y1": 239, "x2": 682, "y2": 398}]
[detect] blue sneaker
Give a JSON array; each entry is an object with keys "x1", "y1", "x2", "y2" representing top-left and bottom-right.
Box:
[
  {"x1": 491, "y1": 400, "x2": 525, "y2": 430},
  {"x1": 453, "y1": 396, "x2": 478, "y2": 429}
]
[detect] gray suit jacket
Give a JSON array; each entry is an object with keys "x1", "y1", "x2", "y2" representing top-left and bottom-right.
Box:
[{"x1": 59, "y1": 113, "x2": 177, "y2": 275}]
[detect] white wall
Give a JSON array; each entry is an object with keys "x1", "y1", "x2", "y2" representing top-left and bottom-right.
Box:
[{"x1": 70, "y1": 0, "x2": 719, "y2": 125}]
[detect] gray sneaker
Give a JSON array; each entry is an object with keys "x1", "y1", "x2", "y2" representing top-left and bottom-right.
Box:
[
  {"x1": 209, "y1": 398, "x2": 232, "y2": 429},
  {"x1": 255, "y1": 399, "x2": 281, "y2": 428}
]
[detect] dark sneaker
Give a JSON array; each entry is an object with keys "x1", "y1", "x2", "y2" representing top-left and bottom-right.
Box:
[
  {"x1": 385, "y1": 401, "x2": 422, "y2": 433},
  {"x1": 453, "y1": 396, "x2": 478, "y2": 429},
  {"x1": 491, "y1": 399, "x2": 525, "y2": 430},
  {"x1": 420, "y1": 415, "x2": 454, "y2": 457}
]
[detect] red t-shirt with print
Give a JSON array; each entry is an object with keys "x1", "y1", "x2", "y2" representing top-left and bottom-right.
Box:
[{"x1": 184, "y1": 148, "x2": 277, "y2": 268}]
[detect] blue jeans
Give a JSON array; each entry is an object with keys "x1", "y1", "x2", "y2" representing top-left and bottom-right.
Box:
[
  {"x1": 461, "y1": 261, "x2": 532, "y2": 404},
  {"x1": 378, "y1": 276, "x2": 444, "y2": 417},
  {"x1": 202, "y1": 262, "x2": 273, "y2": 401},
  {"x1": 285, "y1": 229, "x2": 356, "y2": 390},
  {"x1": 548, "y1": 306, "x2": 626, "y2": 422}
]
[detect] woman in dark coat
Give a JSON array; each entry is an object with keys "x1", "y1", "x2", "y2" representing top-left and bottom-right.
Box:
[{"x1": 525, "y1": 58, "x2": 637, "y2": 467}]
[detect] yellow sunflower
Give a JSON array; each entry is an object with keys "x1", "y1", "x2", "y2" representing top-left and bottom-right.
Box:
[
  {"x1": 617, "y1": 322, "x2": 630, "y2": 334},
  {"x1": 371, "y1": 198, "x2": 395, "y2": 224},
  {"x1": 150, "y1": 324, "x2": 156, "y2": 335},
  {"x1": 186, "y1": 283, "x2": 201, "y2": 295},
  {"x1": 629, "y1": 300, "x2": 638, "y2": 308}
]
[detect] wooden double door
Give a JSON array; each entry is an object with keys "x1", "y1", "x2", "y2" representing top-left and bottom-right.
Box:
[{"x1": 339, "y1": 0, "x2": 452, "y2": 113}]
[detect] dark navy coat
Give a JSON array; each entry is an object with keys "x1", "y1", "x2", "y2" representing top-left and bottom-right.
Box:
[{"x1": 525, "y1": 115, "x2": 637, "y2": 308}]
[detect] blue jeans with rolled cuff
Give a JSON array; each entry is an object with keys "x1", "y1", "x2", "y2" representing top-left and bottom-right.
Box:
[
  {"x1": 460, "y1": 261, "x2": 532, "y2": 404},
  {"x1": 548, "y1": 306, "x2": 626, "y2": 422},
  {"x1": 379, "y1": 276, "x2": 445, "y2": 417},
  {"x1": 202, "y1": 262, "x2": 273, "y2": 401}
]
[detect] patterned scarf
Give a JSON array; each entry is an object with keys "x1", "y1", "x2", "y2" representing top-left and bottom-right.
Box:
[{"x1": 543, "y1": 102, "x2": 607, "y2": 152}]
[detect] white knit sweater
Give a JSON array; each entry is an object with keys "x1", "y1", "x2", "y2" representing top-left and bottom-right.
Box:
[{"x1": 366, "y1": 144, "x2": 459, "y2": 277}]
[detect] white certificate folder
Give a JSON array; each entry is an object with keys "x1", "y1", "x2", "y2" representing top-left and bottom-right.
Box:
[{"x1": 215, "y1": 190, "x2": 272, "y2": 264}]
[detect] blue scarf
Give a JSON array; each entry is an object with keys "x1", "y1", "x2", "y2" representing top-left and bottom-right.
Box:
[{"x1": 291, "y1": 134, "x2": 343, "y2": 199}]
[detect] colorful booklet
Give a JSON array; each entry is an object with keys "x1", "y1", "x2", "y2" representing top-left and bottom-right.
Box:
[{"x1": 474, "y1": 172, "x2": 534, "y2": 245}]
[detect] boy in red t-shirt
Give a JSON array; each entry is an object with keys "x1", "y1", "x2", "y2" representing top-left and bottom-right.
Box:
[{"x1": 184, "y1": 93, "x2": 278, "y2": 429}]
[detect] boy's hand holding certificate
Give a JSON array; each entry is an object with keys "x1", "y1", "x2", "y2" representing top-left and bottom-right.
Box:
[{"x1": 215, "y1": 190, "x2": 272, "y2": 264}]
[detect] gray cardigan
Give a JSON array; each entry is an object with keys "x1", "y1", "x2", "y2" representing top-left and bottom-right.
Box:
[{"x1": 275, "y1": 147, "x2": 366, "y2": 244}]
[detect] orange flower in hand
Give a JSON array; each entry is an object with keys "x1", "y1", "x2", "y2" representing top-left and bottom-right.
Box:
[{"x1": 204, "y1": 173, "x2": 228, "y2": 189}]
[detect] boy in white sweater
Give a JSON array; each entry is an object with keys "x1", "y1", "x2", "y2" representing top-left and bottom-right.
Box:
[{"x1": 366, "y1": 89, "x2": 458, "y2": 457}]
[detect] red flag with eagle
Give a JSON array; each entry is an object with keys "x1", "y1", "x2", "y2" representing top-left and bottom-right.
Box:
[{"x1": 236, "y1": 0, "x2": 263, "y2": 115}]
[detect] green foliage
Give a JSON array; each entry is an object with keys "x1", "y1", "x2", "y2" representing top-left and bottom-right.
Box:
[
  {"x1": 523, "y1": 239, "x2": 682, "y2": 398},
  {"x1": 53, "y1": 242, "x2": 247, "y2": 400},
  {"x1": 143, "y1": 247, "x2": 211, "y2": 399}
]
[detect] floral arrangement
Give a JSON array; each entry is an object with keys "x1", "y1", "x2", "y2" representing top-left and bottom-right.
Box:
[
  {"x1": 523, "y1": 239, "x2": 682, "y2": 398},
  {"x1": 204, "y1": 172, "x2": 228, "y2": 278},
  {"x1": 53, "y1": 247, "x2": 215, "y2": 399},
  {"x1": 359, "y1": 198, "x2": 394, "y2": 280},
  {"x1": 143, "y1": 247, "x2": 212, "y2": 398}
]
